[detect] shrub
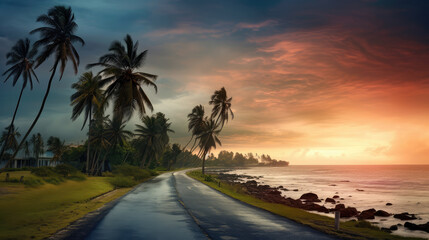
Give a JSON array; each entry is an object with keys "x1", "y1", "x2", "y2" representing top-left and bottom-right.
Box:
[
  {"x1": 102, "y1": 171, "x2": 114, "y2": 177},
  {"x1": 31, "y1": 167, "x2": 56, "y2": 177},
  {"x1": 23, "y1": 177, "x2": 44, "y2": 187},
  {"x1": 108, "y1": 176, "x2": 137, "y2": 188},
  {"x1": 112, "y1": 164, "x2": 151, "y2": 181},
  {"x1": 44, "y1": 176, "x2": 65, "y2": 185},
  {"x1": 68, "y1": 171, "x2": 87, "y2": 181},
  {"x1": 54, "y1": 164, "x2": 77, "y2": 177},
  {"x1": 204, "y1": 175, "x2": 215, "y2": 182}
]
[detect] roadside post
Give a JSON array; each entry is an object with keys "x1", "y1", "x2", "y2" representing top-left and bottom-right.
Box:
[{"x1": 335, "y1": 211, "x2": 340, "y2": 230}]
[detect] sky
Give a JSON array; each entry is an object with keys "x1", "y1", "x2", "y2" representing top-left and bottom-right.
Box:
[{"x1": 0, "y1": 0, "x2": 428, "y2": 165}]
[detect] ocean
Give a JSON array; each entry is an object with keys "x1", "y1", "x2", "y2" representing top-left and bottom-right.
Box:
[{"x1": 229, "y1": 165, "x2": 429, "y2": 239}]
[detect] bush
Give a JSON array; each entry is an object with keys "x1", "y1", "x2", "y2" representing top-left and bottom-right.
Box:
[
  {"x1": 112, "y1": 164, "x2": 151, "y2": 181},
  {"x1": 108, "y1": 176, "x2": 137, "y2": 188},
  {"x1": 44, "y1": 176, "x2": 65, "y2": 185},
  {"x1": 204, "y1": 175, "x2": 215, "y2": 182},
  {"x1": 31, "y1": 167, "x2": 57, "y2": 177},
  {"x1": 102, "y1": 171, "x2": 114, "y2": 177},
  {"x1": 54, "y1": 164, "x2": 77, "y2": 177},
  {"x1": 23, "y1": 177, "x2": 44, "y2": 187},
  {"x1": 68, "y1": 171, "x2": 87, "y2": 181}
]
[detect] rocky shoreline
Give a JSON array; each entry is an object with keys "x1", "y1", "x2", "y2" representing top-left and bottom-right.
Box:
[{"x1": 213, "y1": 172, "x2": 429, "y2": 234}]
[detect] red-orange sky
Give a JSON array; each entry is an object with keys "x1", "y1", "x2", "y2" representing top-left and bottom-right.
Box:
[{"x1": 1, "y1": 0, "x2": 428, "y2": 164}]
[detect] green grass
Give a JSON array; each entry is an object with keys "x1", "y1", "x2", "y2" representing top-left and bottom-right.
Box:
[
  {"x1": 0, "y1": 171, "x2": 133, "y2": 240},
  {"x1": 187, "y1": 170, "x2": 423, "y2": 240}
]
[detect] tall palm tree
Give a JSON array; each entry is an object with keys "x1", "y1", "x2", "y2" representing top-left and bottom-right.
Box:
[
  {"x1": 209, "y1": 87, "x2": 234, "y2": 129},
  {"x1": 87, "y1": 34, "x2": 157, "y2": 121},
  {"x1": 88, "y1": 115, "x2": 111, "y2": 175},
  {"x1": 47, "y1": 136, "x2": 66, "y2": 165},
  {"x1": 185, "y1": 105, "x2": 205, "y2": 151},
  {"x1": 196, "y1": 118, "x2": 221, "y2": 174},
  {"x1": 70, "y1": 71, "x2": 104, "y2": 173},
  {"x1": 5, "y1": 6, "x2": 84, "y2": 169},
  {"x1": 31, "y1": 133, "x2": 44, "y2": 167},
  {"x1": 0, "y1": 38, "x2": 39, "y2": 161}
]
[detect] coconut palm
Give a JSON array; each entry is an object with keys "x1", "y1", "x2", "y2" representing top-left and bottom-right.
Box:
[
  {"x1": 135, "y1": 113, "x2": 173, "y2": 168},
  {"x1": 168, "y1": 143, "x2": 182, "y2": 170},
  {"x1": 0, "y1": 38, "x2": 39, "y2": 161},
  {"x1": 185, "y1": 105, "x2": 205, "y2": 151},
  {"x1": 47, "y1": 136, "x2": 66, "y2": 165},
  {"x1": 88, "y1": 115, "x2": 111, "y2": 175},
  {"x1": 105, "y1": 118, "x2": 133, "y2": 148},
  {"x1": 87, "y1": 34, "x2": 157, "y2": 121},
  {"x1": 31, "y1": 133, "x2": 44, "y2": 167},
  {"x1": 196, "y1": 118, "x2": 221, "y2": 174},
  {"x1": 6, "y1": 6, "x2": 84, "y2": 168},
  {"x1": 209, "y1": 87, "x2": 234, "y2": 129},
  {"x1": 70, "y1": 71, "x2": 105, "y2": 173},
  {"x1": 0, "y1": 125, "x2": 21, "y2": 155}
]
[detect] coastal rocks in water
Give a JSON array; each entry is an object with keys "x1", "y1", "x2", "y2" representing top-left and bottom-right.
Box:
[
  {"x1": 404, "y1": 222, "x2": 429, "y2": 233},
  {"x1": 358, "y1": 209, "x2": 376, "y2": 220},
  {"x1": 394, "y1": 212, "x2": 417, "y2": 221},
  {"x1": 302, "y1": 203, "x2": 329, "y2": 213},
  {"x1": 335, "y1": 204, "x2": 346, "y2": 210},
  {"x1": 389, "y1": 225, "x2": 398, "y2": 231},
  {"x1": 374, "y1": 210, "x2": 391, "y2": 217},
  {"x1": 325, "y1": 198, "x2": 336, "y2": 204},
  {"x1": 339, "y1": 207, "x2": 359, "y2": 218},
  {"x1": 386, "y1": 203, "x2": 393, "y2": 206},
  {"x1": 300, "y1": 193, "x2": 319, "y2": 202}
]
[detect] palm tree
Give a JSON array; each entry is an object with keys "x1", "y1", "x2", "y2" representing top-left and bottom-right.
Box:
[
  {"x1": 209, "y1": 87, "x2": 234, "y2": 129},
  {"x1": 87, "y1": 34, "x2": 157, "y2": 121},
  {"x1": 0, "y1": 125, "x2": 21, "y2": 155},
  {"x1": 0, "y1": 38, "x2": 39, "y2": 161},
  {"x1": 5, "y1": 6, "x2": 84, "y2": 169},
  {"x1": 185, "y1": 105, "x2": 205, "y2": 151},
  {"x1": 47, "y1": 136, "x2": 66, "y2": 165},
  {"x1": 31, "y1": 133, "x2": 44, "y2": 167},
  {"x1": 168, "y1": 143, "x2": 182, "y2": 170},
  {"x1": 70, "y1": 71, "x2": 105, "y2": 173},
  {"x1": 88, "y1": 115, "x2": 111, "y2": 175},
  {"x1": 135, "y1": 113, "x2": 174, "y2": 168},
  {"x1": 102, "y1": 118, "x2": 133, "y2": 172},
  {"x1": 196, "y1": 118, "x2": 222, "y2": 174}
]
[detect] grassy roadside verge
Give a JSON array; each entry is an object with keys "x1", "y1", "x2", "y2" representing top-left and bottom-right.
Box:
[
  {"x1": 187, "y1": 170, "x2": 423, "y2": 240},
  {"x1": 0, "y1": 169, "x2": 152, "y2": 240}
]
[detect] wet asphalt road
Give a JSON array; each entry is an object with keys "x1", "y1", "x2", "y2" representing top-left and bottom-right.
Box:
[
  {"x1": 86, "y1": 170, "x2": 336, "y2": 240},
  {"x1": 85, "y1": 173, "x2": 206, "y2": 240}
]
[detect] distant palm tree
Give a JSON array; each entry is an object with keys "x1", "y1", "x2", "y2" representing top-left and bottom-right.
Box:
[
  {"x1": 102, "y1": 118, "x2": 133, "y2": 172},
  {"x1": 196, "y1": 118, "x2": 221, "y2": 174},
  {"x1": 31, "y1": 133, "x2": 44, "y2": 167},
  {"x1": 70, "y1": 71, "x2": 104, "y2": 173},
  {"x1": 185, "y1": 105, "x2": 205, "y2": 151},
  {"x1": 168, "y1": 143, "x2": 182, "y2": 170},
  {"x1": 47, "y1": 136, "x2": 66, "y2": 165},
  {"x1": 135, "y1": 113, "x2": 173, "y2": 168},
  {"x1": 0, "y1": 38, "x2": 39, "y2": 161},
  {"x1": 88, "y1": 115, "x2": 111, "y2": 175},
  {"x1": 87, "y1": 34, "x2": 157, "y2": 121},
  {"x1": 0, "y1": 125, "x2": 21, "y2": 154},
  {"x1": 6, "y1": 6, "x2": 84, "y2": 168},
  {"x1": 209, "y1": 87, "x2": 234, "y2": 129},
  {"x1": 23, "y1": 141, "x2": 31, "y2": 158}
]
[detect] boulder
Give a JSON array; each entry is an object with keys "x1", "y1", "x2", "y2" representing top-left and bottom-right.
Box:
[
  {"x1": 335, "y1": 204, "x2": 345, "y2": 210},
  {"x1": 374, "y1": 210, "x2": 391, "y2": 217},
  {"x1": 389, "y1": 225, "x2": 398, "y2": 231},
  {"x1": 358, "y1": 209, "x2": 376, "y2": 220},
  {"x1": 300, "y1": 193, "x2": 319, "y2": 202},
  {"x1": 404, "y1": 222, "x2": 429, "y2": 233},
  {"x1": 333, "y1": 195, "x2": 340, "y2": 199},
  {"x1": 394, "y1": 213, "x2": 417, "y2": 221},
  {"x1": 325, "y1": 198, "x2": 336, "y2": 204},
  {"x1": 339, "y1": 207, "x2": 359, "y2": 218},
  {"x1": 386, "y1": 203, "x2": 392, "y2": 206}
]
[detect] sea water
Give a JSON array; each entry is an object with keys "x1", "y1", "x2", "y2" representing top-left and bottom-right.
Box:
[{"x1": 229, "y1": 165, "x2": 429, "y2": 239}]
